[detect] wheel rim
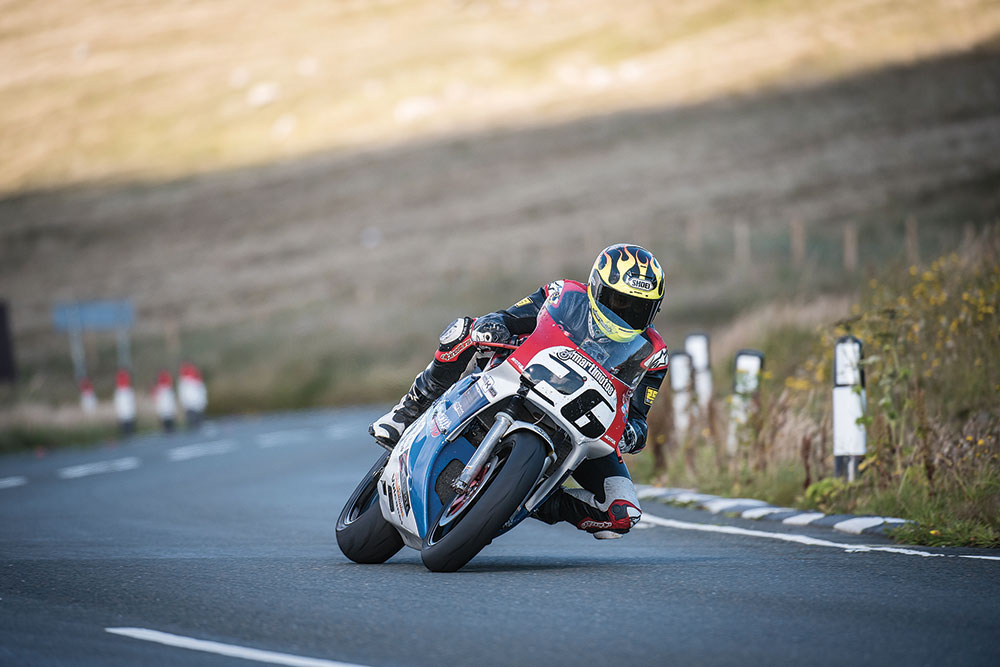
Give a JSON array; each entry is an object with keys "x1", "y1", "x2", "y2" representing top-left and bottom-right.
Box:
[{"x1": 426, "y1": 450, "x2": 507, "y2": 546}]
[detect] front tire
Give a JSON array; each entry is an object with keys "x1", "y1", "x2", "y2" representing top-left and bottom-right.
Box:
[
  {"x1": 421, "y1": 431, "x2": 547, "y2": 572},
  {"x1": 336, "y1": 450, "x2": 404, "y2": 564}
]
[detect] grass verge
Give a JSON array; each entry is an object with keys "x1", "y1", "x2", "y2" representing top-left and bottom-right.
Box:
[{"x1": 643, "y1": 225, "x2": 1000, "y2": 547}]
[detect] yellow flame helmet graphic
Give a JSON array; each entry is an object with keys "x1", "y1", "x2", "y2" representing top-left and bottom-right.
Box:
[{"x1": 587, "y1": 243, "x2": 665, "y2": 336}]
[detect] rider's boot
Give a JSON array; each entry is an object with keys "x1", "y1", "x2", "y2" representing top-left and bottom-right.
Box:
[
  {"x1": 532, "y1": 480, "x2": 641, "y2": 539},
  {"x1": 368, "y1": 361, "x2": 454, "y2": 448}
]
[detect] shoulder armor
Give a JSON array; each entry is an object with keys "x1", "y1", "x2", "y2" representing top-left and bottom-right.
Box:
[{"x1": 641, "y1": 327, "x2": 669, "y2": 371}]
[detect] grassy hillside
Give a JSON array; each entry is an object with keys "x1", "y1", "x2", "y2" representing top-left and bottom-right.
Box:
[
  {"x1": 1, "y1": 1, "x2": 999, "y2": 416},
  {"x1": 3, "y1": 0, "x2": 998, "y2": 193}
]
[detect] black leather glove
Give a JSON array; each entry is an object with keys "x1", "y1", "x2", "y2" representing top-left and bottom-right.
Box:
[
  {"x1": 618, "y1": 422, "x2": 640, "y2": 454},
  {"x1": 471, "y1": 314, "x2": 513, "y2": 346}
]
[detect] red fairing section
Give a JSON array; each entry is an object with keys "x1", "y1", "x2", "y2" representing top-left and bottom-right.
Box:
[{"x1": 507, "y1": 285, "x2": 629, "y2": 447}]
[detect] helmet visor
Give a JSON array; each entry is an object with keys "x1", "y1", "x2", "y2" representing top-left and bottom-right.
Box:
[{"x1": 595, "y1": 283, "x2": 658, "y2": 330}]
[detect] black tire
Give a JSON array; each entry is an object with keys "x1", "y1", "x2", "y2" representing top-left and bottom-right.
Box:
[
  {"x1": 421, "y1": 431, "x2": 547, "y2": 573},
  {"x1": 336, "y1": 450, "x2": 404, "y2": 564}
]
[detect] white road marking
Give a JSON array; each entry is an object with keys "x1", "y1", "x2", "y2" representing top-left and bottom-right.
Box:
[
  {"x1": 0, "y1": 476, "x2": 27, "y2": 489},
  {"x1": 168, "y1": 440, "x2": 237, "y2": 462},
  {"x1": 57, "y1": 457, "x2": 140, "y2": 479},
  {"x1": 640, "y1": 514, "x2": 1000, "y2": 562},
  {"x1": 106, "y1": 628, "x2": 369, "y2": 667},
  {"x1": 782, "y1": 512, "x2": 826, "y2": 526},
  {"x1": 324, "y1": 424, "x2": 352, "y2": 440},
  {"x1": 256, "y1": 429, "x2": 313, "y2": 448}
]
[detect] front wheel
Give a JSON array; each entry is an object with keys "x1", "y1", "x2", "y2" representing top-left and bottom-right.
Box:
[
  {"x1": 336, "y1": 450, "x2": 404, "y2": 564},
  {"x1": 421, "y1": 431, "x2": 548, "y2": 572}
]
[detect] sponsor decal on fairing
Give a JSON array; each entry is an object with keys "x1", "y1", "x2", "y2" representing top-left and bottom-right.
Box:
[{"x1": 555, "y1": 349, "x2": 615, "y2": 397}]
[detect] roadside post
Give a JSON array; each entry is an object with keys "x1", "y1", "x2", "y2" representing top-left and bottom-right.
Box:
[
  {"x1": 153, "y1": 370, "x2": 178, "y2": 433},
  {"x1": 833, "y1": 335, "x2": 866, "y2": 481},
  {"x1": 670, "y1": 351, "x2": 693, "y2": 441},
  {"x1": 79, "y1": 377, "x2": 97, "y2": 414},
  {"x1": 114, "y1": 369, "x2": 137, "y2": 435},
  {"x1": 0, "y1": 301, "x2": 16, "y2": 385},
  {"x1": 727, "y1": 349, "x2": 764, "y2": 455},
  {"x1": 684, "y1": 332, "x2": 712, "y2": 412}
]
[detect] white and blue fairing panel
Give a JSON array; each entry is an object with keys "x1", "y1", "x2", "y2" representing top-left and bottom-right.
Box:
[{"x1": 404, "y1": 375, "x2": 489, "y2": 537}]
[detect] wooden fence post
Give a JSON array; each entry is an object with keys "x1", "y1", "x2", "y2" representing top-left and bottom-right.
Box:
[
  {"x1": 791, "y1": 219, "x2": 805, "y2": 269},
  {"x1": 734, "y1": 221, "x2": 750, "y2": 266},
  {"x1": 905, "y1": 217, "x2": 919, "y2": 265},
  {"x1": 844, "y1": 222, "x2": 858, "y2": 273}
]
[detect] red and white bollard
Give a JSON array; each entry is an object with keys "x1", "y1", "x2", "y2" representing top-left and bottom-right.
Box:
[
  {"x1": 178, "y1": 362, "x2": 207, "y2": 430},
  {"x1": 113, "y1": 369, "x2": 137, "y2": 435},
  {"x1": 153, "y1": 370, "x2": 178, "y2": 433},
  {"x1": 79, "y1": 377, "x2": 97, "y2": 415}
]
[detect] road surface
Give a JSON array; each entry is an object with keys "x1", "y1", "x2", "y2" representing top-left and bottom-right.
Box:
[{"x1": 2, "y1": 408, "x2": 998, "y2": 666}]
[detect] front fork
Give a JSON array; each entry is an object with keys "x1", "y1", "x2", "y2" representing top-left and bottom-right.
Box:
[{"x1": 451, "y1": 383, "x2": 530, "y2": 494}]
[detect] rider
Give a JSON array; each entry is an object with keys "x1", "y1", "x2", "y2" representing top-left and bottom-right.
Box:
[{"x1": 370, "y1": 243, "x2": 669, "y2": 539}]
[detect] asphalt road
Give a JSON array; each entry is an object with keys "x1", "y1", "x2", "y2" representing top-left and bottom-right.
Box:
[{"x1": 2, "y1": 408, "x2": 999, "y2": 666}]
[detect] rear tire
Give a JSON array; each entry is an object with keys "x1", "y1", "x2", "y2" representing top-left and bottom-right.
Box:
[
  {"x1": 421, "y1": 431, "x2": 547, "y2": 572},
  {"x1": 336, "y1": 450, "x2": 404, "y2": 564}
]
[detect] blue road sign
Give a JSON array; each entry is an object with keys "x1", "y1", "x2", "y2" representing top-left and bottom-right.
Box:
[{"x1": 52, "y1": 300, "x2": 135, "y2": 332}]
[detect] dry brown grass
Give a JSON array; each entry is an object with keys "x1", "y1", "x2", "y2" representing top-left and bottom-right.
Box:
[{"x1": 2, "y1": 0, "x2": 999, "y2": 192}]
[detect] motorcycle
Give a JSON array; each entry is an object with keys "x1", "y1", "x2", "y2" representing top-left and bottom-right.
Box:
[{"x1": 336, "y1": 284, "x2": 660, "y2": 572}]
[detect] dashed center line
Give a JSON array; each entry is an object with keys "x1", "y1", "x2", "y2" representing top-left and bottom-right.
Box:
[
  {"x1": 0, "y1": 476, "x2": 27, "y2": 490},
  {"x1": 106, "y1": 627, "x2": 369, "y2": 667},
  {"x1": 256, "y1": 430, "x2": 314, "y2": 448},
  {"x1": 58, "y1": 457, "x2": 140, "y2": 479},
  {"x1": 168, "y1": 440, "x2": 237, "y2": 462}
]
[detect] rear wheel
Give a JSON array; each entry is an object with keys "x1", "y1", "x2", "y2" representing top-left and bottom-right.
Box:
[
  {"x1": 421, "y1": 431, "x2": 547, "y2": 572},
  {"x1": 336, "y1": 450, "x2": 404, "y2": 564}
]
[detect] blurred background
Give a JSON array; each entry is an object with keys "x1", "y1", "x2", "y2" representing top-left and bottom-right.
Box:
[{"x1": 2, "y1": 0, "x2": 999, "y2": 442}]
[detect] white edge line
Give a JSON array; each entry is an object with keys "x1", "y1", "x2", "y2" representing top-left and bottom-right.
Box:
[
  {"x1": 640, "y1": 514, "x2": 1000, "y2": 562},
  {"x1": 106, "y1": 628, "x2": 369, "y2": 667},
  {"x1": 0, "y1": 476, "x2": 27, "y2": 489}
]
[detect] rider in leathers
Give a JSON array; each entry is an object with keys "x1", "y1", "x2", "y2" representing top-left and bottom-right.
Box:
[{"x1": 370, "y1": 244, "x2": 669, "y2": 538}]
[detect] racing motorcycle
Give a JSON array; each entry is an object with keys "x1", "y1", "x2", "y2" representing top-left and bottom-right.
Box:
[{"x1": 336, "y1": 285, "x2": 660, "y2": 572}]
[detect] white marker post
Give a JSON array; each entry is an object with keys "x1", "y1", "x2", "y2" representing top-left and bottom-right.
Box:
[
  {"x1": 833, "y1": 335, "x2": 866, "y2": 481},
  {"x1": 685, "y1": 332, "x2": 712, "y2": 412},
  {"x1": 670, "y1": 351, "x2": 693, "y2": 441},
  {"x1": 727, "y1": 350, "x2": 764, "y2": 455},
  {"x1": 79, "y1": 377, "x2": 97, "y2": 415},
  {"x1": 114, "y1": 369, "x2": 137, "y2": 436}
]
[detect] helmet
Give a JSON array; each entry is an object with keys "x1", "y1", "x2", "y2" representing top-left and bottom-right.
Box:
[{"x1": 587, "y1": 243, "x2": 665, "y2": 341}]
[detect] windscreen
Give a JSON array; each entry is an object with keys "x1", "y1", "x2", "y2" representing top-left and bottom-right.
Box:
[{"x1": 542, "y1": 290, "x2": 652, "y2": 388}]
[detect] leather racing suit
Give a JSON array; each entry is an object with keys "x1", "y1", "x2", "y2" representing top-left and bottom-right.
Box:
[{"x1": 406, "y1": 279, "x2": 668, "y2": 537}]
